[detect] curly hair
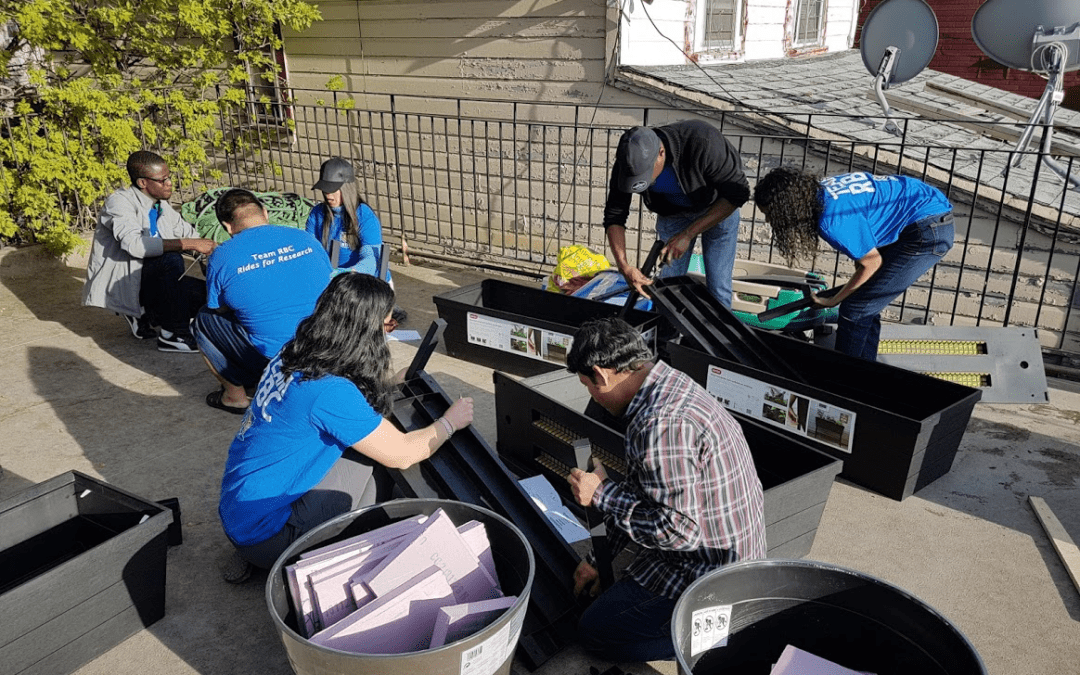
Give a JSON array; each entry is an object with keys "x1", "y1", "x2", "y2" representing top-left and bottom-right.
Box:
[
  {"x1": 279, "y1": 273, "x2": 396, "y2": 415},
  {"x1": 753, "y1": 167, "x2": 824, "y2": 264}
]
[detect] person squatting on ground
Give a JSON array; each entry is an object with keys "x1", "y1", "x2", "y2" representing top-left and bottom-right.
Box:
[
  {"x1": 82, "y1": 150, "x2": 216, "y2": 352},
  {"x1": 602, "y1": 120, "x2": 751, "y2": 307},
  {"x1": 564, "y1": 318, "x2": 766, "y2": 662},
  {"x1": 753, "y1": 167, "x2": 955, "y2": 361},
  {"x1": 217, "y1": 273, "x2": 474, "y2": 582},
  {"x1": 193, "y1": 189, "x2": 332, "y2": 414},
  {"x1": 306, "y1": 156, "x2": 407, "y2": 328}
]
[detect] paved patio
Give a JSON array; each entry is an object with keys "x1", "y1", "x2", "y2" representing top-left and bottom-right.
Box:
[{"x1": 1, "y1": 241, "x2": 1078, "y2": 675}]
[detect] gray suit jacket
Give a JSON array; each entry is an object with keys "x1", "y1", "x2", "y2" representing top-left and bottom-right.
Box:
[{"x1": 82, "y1": 185, "x2": 197, "y2": 316}]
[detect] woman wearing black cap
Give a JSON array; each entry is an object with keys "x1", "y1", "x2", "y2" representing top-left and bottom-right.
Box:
[{"x1": 306, "y1": 156, "x2": 406, "y2": 326}]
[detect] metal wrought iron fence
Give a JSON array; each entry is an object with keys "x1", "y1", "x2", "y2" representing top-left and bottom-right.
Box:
[
  {"x1": 192, "y1": 89, "x2": 1079, "y2": 355},
  {"x1": 5, "y1": 87, "x2": 1079, "y2": 356}
]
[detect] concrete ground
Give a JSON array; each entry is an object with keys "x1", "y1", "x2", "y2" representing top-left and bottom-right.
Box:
[{"x1": 1, "y1": 241, "x2": 1078, "y2": 675}]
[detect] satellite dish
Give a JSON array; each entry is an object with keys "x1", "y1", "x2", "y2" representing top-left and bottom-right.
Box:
[
  {"x1": 971, "y1": 0, "x2": 1080, "y2": 187},
  {"x1": 860, "y1": 0, "x2": 939, "y2": 84},
  {"x1": 859, "y1": 0, "x2": 939, "y2": 133},
  {"x1": 972, "y1": 0, "x2": 1080, "y2": 73}
]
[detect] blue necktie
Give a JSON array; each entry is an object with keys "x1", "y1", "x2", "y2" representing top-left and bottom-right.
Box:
[{"x1": 149, "y1": 203, "x2": 160, "y2": 237}]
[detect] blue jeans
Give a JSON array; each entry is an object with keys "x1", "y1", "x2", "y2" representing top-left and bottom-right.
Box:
[
  {"x1": 577, "y1": 576, "x2": 677, "y2": 662},
  {"x1": 835, "y1": 211, "x2": 954, "y2": 360},
  {"x1": 193, "y1": 307, "x2": 269, "y2": 388},
  {"x1": 656, "y1": 207, "x2": 740, "y2": 307}
]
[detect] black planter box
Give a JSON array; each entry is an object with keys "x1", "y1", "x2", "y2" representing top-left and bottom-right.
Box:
[
  {"x1": 0, "y1": 471, "x2": 172, "y2": 675},
  {"x1": 433, "y1": 279, "x2": 662, "y2": 377},
  {"x1": 493, "y1": 370, "x2": 842, "y2": 559},
  {"x1": 665, "y1": 331, "x2": 983, "y2": 502}
]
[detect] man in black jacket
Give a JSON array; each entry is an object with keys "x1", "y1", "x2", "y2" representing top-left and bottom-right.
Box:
[{"x1": 603, "y1": 120, "x2": 750, "y2": 307}]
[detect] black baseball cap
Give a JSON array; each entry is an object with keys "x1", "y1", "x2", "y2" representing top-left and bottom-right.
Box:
[
  {"x1": 313, "y1": 156, "x2": 356, "y2": 193},
  {"x1": 614, "y1": 127, "x2": 662, "y2": 193}
]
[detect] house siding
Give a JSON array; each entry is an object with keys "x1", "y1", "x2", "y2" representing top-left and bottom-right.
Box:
[
  {"x1": 620, "y1": 0, "x2": 860, "y2": 65},
  {"x1": 281, "y1": 0, "x2": 616, "y2": 104},
  {"x1": 857, "y1": 0, "x2": 1080, "y2": 111}
]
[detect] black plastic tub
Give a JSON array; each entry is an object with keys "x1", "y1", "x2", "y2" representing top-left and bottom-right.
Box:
[
  {"x1": 494, "y1": 370, "x2": 842, "y2": 559},
  {"x1": 672, "y1": 559, "x2": 986, "y2": 675},
  {"x1": 267, "y1": 499, "x2": 534, "y2": 675},
  {"x1": 433, "y1": 279, "x2": 662, "y2": 376},
  {"x1": 665, "y1": 332, "x2": 982, "y2": 501},
  {"x1": 0, "y1": 470, "x2": 172, "y2": 675}
]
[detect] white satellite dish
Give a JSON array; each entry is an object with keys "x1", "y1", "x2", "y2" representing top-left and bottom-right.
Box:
[
  {"x1": 860, "y1": 0, "x2": 940, "y2": 133},
  {"x1": 972, "y1": 0, "x2": 1080, "y2": 186}
]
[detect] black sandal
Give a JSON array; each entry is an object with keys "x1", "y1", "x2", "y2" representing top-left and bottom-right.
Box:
[{"x1": 206, "y1": 388, "x2": 247, "y2": 415}]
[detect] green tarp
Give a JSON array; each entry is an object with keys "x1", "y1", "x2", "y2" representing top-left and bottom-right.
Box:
[{"x1": 180, "y1": 187, "x2": 317, "y2": 243}]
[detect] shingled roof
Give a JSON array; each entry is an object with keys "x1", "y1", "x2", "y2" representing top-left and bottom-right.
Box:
[{"x1": 617, "y1": 50, "x2": 1080, "y2": 237}]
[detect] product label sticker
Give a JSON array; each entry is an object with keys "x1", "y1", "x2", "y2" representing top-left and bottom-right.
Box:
[
  {"x1": 459, "y1": 611, "x2": 524, "y2": 675},
  {"x1": 466, "y1": 313, "x2": 572, "y2": 366},
  {"x1": 705, "y1": 366, "x2": 856, "y2": 453},
  {"x1": 689, "y1": 604, "x2": 732, "y2": 657}
]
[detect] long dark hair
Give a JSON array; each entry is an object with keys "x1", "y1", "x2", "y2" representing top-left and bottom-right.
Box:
[
  {"x1": 280, "y1": 273, "x2": 395, "y2": 415},
  {"x1": 753, "y1": 167, "x2": 824, "y2": 264},
  {"x1": 319, "y1": 180, "x2": 367, "y2": 251}
]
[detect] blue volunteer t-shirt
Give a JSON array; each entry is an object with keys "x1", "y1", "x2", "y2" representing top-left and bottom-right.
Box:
[
  {"x1": 818, "y1": 172, "x2": 953, "y2": 260},
  {"x1": 219, "y1": 355, "x2": 383, "y2": 546},
  {"x1": 305, "y1": 202, "x2": 388, "y2": 278},
  {"x1": 206, "y1": 225, "x2": 332, "y2": 357},
  {"x1": 649, "y1": 165, "x2": 694, "y2": 209}
]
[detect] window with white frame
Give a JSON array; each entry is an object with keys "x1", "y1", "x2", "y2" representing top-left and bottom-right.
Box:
[
  {"x1": 699, "y1": 0, "x2": 741, "y2": 53},
  {"x1": 793, "y1": 0, "x2": 826, "y2": 46}
]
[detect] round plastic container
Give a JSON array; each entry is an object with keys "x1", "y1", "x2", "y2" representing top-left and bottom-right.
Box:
[
  {"x1": 672, "y1": 559, "x2": 986, "y2": 675},
  {"x1": 267, "y1": 499, "x2": 534, "y2": 675}
]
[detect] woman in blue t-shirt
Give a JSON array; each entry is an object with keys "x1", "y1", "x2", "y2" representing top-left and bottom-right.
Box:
[
  {"x1": 754, "y1": 167, "x2": 954, "y2": 360},
  {"x1": 307, "y1": 156, "x2": 407, "y2": 327},
  {"x1": 217, "y1": 273, "x2": 473, "y2": 582},
  {"x1": 306, "y1": 157, "x2": 387, "y2": 276}
]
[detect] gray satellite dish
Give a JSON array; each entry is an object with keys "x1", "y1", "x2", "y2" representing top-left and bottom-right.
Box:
[
  {"x1": 972, "y1": 0, "x2": 1080, "y2": 187},
  {"x1": 972, "y1": 0, "x2": 1080, "y2": 73},
  {"x1": 860, "y1": 0, "x2": 939, "y2": 133}
]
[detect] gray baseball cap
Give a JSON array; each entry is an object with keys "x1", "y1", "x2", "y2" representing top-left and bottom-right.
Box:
[
  {"x1": 313, "y1": 157, "x2": 356, "y2": 193},
  {"x1": 615, "y1": 127, "x2": 662, "y2": 193}
]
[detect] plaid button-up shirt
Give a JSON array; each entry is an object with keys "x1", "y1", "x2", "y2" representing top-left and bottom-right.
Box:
[{"x1": 593, "y1": 360, "x2": 766, "y2": 599}]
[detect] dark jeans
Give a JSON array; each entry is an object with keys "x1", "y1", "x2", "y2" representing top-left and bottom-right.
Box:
[
  {"x1": 835, "y1": 211, "x2": 955, "y2": 361},
  {"x1": 578, "y1": 576, "x2": 678, "y2": 662},
  {"x1": 140, "y1": 252, "x2": 206, "y2": 334},
  {"x1": 231, "y1": 451, "x2": 379, "y2": 570},
  {"x1": 192, "y1": 306, "x2": 268, "y2": 388}
]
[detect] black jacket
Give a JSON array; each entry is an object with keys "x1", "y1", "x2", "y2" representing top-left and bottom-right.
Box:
[{"x1": 603, "y1": 119, "x2": 750, "y2": 228}]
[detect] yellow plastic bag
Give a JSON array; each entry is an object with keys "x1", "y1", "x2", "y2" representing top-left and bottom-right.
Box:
[{"x1": 547, "y1": 245, "x2": 611, "y2": 293}]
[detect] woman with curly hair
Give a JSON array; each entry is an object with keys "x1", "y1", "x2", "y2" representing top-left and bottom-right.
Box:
[
  {"x1": 217, "y1": 273, "x2": 473, "y2": 582},
  {"x1": 754, "y1": 167, "x2": 954, "y2": 360}
]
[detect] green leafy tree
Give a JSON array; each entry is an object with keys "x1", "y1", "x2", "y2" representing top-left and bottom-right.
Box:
[{"x1": 0, "y1": 0, "x2": 320, "y2": 255}]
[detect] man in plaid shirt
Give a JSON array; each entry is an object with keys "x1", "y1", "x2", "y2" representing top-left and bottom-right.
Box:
[{"x1": 566, "y1": 317, "x2": 765, "y2": 662}]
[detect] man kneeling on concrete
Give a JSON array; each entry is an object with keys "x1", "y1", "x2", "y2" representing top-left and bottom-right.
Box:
[
  {"x1": 193, "y1": 189, "x2": 332, "y2": 414},
  {"x1": 565, "y1": 318, "x2": 766, "y2": 662},
  {"x1": 83, "y1": 150, "x2": 216, "y2": 351}
]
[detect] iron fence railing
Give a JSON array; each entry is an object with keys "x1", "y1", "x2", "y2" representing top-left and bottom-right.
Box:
[{"x1": 4, "y1": 87, "x2": 1079, "y2": 355}]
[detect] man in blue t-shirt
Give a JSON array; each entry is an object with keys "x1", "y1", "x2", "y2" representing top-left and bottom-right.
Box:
[
  {"x1": 754, "y1": 168, "x2": 954, "y2": 360},
  {"x1": 193, "y1": 189, "x2": 332, "y2": 413}
]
